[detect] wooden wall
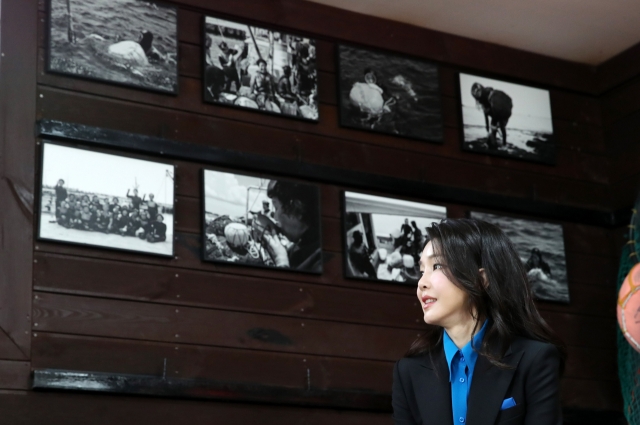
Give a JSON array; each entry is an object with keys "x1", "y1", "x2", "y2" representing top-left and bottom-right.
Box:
[{"x1": 0, "y1": 0, "x2": 633, "y2": 422}]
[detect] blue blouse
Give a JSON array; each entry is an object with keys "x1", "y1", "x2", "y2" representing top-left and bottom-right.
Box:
[{"x1": 443, "y1": 320, "x2": 488, "y2": 425}]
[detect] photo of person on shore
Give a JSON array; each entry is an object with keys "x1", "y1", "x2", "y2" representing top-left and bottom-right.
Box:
[
  {"x1": 459, "y1": 73, "x2": 555, "y2": 164},
  {"x1": 203, "y1": 16, "x2": 319, "y2": 121},
  {"x1": 343, "y1": 191, "x2": 446, "y2": 284},
  {"x1": 38, "y1": 142, "x2": 175, "y2": 256},
  {"x1": 203, "y1": 169, "x2": 322, "y2": 273}
]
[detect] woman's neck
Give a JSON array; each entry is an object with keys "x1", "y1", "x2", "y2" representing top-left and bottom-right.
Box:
[{"x1": 444, "y1": 316, "x2": 483, "y2": 349}]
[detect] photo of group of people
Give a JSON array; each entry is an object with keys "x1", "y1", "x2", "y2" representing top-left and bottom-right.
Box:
[
  {"x1": 203, "y1": 15, "x2": 319, "y2": 120},
  {"x1": 343, "y1": 191, "x2": 447, "y2": 285},
  {"x1": 203, "y1": 169, "x2": 322, "y2": 273},
  {"x1": 38, "y1": 142, "x2": 175, "y2": 256}
]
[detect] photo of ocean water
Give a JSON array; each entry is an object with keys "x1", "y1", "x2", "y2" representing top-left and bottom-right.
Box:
[
  {"x1": 48, "y1": 0, "x2": 178, "y2": 93},
  {"x1": 338, "y1": 45, "x2": 443, "y2": 142},
  {"x1": 471, "y1": 211, "x2": 570, "y2": 303}
]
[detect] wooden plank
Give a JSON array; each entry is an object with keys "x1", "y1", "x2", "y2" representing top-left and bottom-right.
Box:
[
  {"x1": 32, "y1": 369, "x2": 391, "y2": 411},
  {"x1": 32, "y1": 253, "x2": 424, "y2": 329},
  {"x1": 564, "y1": 346, "x2": 618, "y2": 382},
  {"x1": 0, "y1": 0, "x2": 38, "y2": 359},
  {"x1": 541, "y1": 311, "x2": 616, "y2": 350},
  {"x1": 173, "y1": 0, "x2": 596, "y2": 93},
  {"x1": 30, "y1": 331, "x2": 615, "y2": 387},
  {"x1": 0, "y1": 360, "x2": 31, "y2": 390},
  {"x1": 34, "y1": 74, "x2": 613, "y2": 189},
  {"x1": 0, "y1": 391, "x2": 393, "y2": 425},
  {"x1": 601, "y1": 74, "x2": 640, "y2": 125},
  {"x1": 32, "y1": 333, "x2": 394, "y2": 392},
  {"x1": 561, "y1": 378, "x2": 622, "y2": 411},
  {"x1": 32, "y1": 292, "x2": 419, "y2": 361},
  {"x1": 597, "y1": 40, "x2": 640, "y2": 94},
  {"x1": 35, "y1": 55, "x2": 612, "y2": 184}
]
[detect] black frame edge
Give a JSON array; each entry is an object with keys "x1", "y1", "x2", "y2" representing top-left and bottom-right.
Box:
[{"x1": 37, "y1": 119, "x2": 623, "y2": 228}]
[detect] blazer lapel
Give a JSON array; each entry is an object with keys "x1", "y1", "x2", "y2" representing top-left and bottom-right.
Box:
[
  {"x1": 415, "y1": 348, "x2": 453, "y2": 425},
  {"x1": 467, "y1": 345, "x2": 525, "y2": 425}
]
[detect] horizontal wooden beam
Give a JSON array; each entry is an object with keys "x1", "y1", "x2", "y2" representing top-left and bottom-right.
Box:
[
  {"x1": 37, "y1": 120, "x2": 626, "y2": 227},
  {"x1": 32, "y1": 369, "x2": 392, "y2": 411}
]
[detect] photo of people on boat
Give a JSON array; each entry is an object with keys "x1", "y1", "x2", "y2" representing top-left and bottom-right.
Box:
[
  {"x1": 48, "y1": 0, "x2": 178, "y2": 93},
  {"x1": 203, "y1": 169, "x2": 322, "y2": 273},
  {"x1": 203, "y1": 16, "x2": 319, "y2": 121},
  {"x1": 470, "y1": 211, "x2": 569, "y2": 303},
  {"x1": 338, "y1": 44, "x2": 443, "y2": 142},
  {"x1": 38, "y1": 142, "x2": 175, "y2": 256},
  {"x1": 459, "y1": 73, "x2": 555, "y2": 164},
  {"x1": 343, "y1": 191, "x2": 446, "y2": 285}
]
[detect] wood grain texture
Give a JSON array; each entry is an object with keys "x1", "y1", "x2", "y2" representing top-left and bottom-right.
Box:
[
  {"x1": 21, "y1": 0, "x2": 630, "y2": 416},
  {"x1": 0, "y1": 391, "x2": 393, "y2": 425},
  {"x1": 0, "y1": 0, "x2": 38, "y2": 360},
  {"x1": 31, "y1": 292, "x2": 419, "y2": 362},
  {"x1": 0, "y1": 361, "x2": 31, "y2": 390}
]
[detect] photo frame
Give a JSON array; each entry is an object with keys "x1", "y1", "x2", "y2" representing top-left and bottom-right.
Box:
[
  {"x1": 458, "y1": 72, "x2": 555, "y2": 164},
  {"x1": 203, "y1": 15, "x2": 319, "y2": 121},
  {"x1": 469, "y1": 210, "x2": 570, "y2": 303},
  {"x1": 342, "y1": 191, "x2": 446, "y2": 285},
  {"x1": 47, "y1": 0, "x2": 179, "y2": 94},
  {"x1": 337, "y1": 44, "x2": 443, "y2": 143},
  {"x1": 202, "y1": 168, "x2": 323, "y2": 274},
  {"x1": 38, "y1": 141, "x2": 176, "y2": 257}
]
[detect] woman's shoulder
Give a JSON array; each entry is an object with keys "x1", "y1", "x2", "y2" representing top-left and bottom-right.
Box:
[{"x1": 510, "y1": 336, "x2": 561, "y2": 364}]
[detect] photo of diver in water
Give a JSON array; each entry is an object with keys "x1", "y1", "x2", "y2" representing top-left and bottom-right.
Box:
[{"x1": 337, "y1": 44, "x2": 443, "y2": 142}]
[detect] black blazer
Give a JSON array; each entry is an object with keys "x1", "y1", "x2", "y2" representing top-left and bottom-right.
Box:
[{"x1": 392, "y1": 337, "x2": 562, "y2": 425}]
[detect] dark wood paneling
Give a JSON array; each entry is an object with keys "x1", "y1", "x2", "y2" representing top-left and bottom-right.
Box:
[
  {"x1": 561, "y1": 378, "x2": 622, "y2": 412},
  {"x1": 22, "y1": 0, "x2": 625, "y2": 417},
  {"x1": 35, "y1": 71, "x2": 612, "y2": 188},
  {"x1": 0, "y1": 391, "x2": 393, "y2": 425},
  {"x1": 0, "y1": 0, "x2": 38, "y2": 360},
  {"x1": 32, "y1": 333, "x2": 393, "y2": 392},
  {"x1": 32, "y1": 292, "x2": 419, "y2": 362},
  {"x1": 540, "y1": 311, "x2": 616, "y2": 350},
  {"x1": 0, "y1": 361, "x2": 31, "y2": 390},
  {"x1": 598, "y1": 41, "x2": 640, "y2": 94},
  {"x1": 33, "y1": 253, "x2": 424, "y2": 329}
]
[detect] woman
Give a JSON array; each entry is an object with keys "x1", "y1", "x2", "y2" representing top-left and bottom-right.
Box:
[{"x1": 393, "y1": 218, "x2": 565, "y2": 425}]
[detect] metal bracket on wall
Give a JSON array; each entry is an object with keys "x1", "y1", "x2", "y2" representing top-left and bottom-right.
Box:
[
  {"x1": 32, "y1": 369, "x2": 392, "y2": 411},
  {"x1": 36, "y1": 119, "x2": 627, "y2": 227}
]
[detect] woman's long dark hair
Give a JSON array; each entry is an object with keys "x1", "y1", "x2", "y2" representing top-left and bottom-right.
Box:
[{"x1": 406, "y1": 218, "x2": 566, "y2": 373}]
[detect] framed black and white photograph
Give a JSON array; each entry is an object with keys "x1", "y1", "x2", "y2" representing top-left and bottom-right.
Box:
[
  {"x1": 343, "y1": 191, "x2": 446, "y2": 285},
  {"x1": 47, "y1": 0, "x2": 178, "y2": 94},
  {"x1": 459, "y1": 73, "x2": 555, "y2": 164},
  {"x1": 470, "y1": 211, "x2": 569, "y2": 303},
  {"x1": 337, "y1": 44, "x2": 443, "y2": 142},
  {"x1": 38, "y1": 141, "x2": 175, "y2": 257},
  {"x1": 203, "y1": 16, "x2": 319, "y2": 121},
  {"x1": 202, "y1": 169, "x2": 322, "y2": 273}
]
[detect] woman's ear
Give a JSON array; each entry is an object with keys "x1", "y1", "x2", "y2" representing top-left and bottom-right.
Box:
[{"x1": 479, "y1": 268, "x2": 489, "y2": 289}]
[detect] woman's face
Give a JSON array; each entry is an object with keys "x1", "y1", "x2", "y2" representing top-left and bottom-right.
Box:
[{"x1": 417, "y1": 241, "x2": 472, "y2": 329}]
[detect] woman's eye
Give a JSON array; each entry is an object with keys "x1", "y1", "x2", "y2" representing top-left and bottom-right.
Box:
[{"x1": 433, "y1": 264, "x2": 442, "y2": 271}]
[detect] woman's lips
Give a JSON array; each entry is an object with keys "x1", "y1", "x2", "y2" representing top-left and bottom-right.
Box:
[{"x1": 422, "y1": 298, "x2": 437, "y2": 309}]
